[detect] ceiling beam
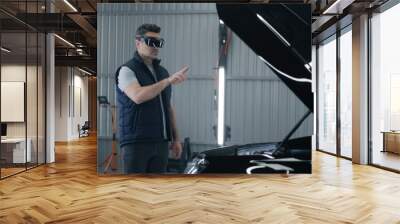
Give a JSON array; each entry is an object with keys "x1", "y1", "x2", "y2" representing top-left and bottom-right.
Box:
[
  {"x1": 55, "y1": 55, "x2": 96, "y2": 72},
  {"x1": 67, "y1": 13, "x2": 97, "y2": 40},
  {"x1": 51, "y1": 0, "x2": 97, "y2": 47}
]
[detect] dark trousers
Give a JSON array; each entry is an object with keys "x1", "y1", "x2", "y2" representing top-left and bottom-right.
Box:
[{"x1": 121, "y1": 142, "x2": 169, "y2": 174}]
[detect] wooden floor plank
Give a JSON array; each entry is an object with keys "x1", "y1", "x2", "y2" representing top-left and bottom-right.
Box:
[{"x1": 0, "y1": 134, "x2": 400, "y2": 223}]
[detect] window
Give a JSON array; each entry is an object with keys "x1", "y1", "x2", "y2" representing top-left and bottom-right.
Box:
[
  {"x1": 0, "y1": 1, "x2": 47, "y2": 179},
  {"x1": 318, "y1": 35, "x2": 337, "y2": 154},
  {"x1": 339, "y1": 27, "x2": 352, "y2": 158},
  {"x1": 370, "y1": 3, "x2": 400, "y2": 171}
]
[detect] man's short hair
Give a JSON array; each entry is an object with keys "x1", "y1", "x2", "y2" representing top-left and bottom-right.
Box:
[{"x1": 136, "y1": 24, "x2": 161, "y2": 36}]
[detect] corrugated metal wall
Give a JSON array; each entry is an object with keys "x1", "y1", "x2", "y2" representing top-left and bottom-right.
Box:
[
  {"x1": 97, "y1": 3, "x2": 312, "y2": 173},
  {"x1": 225, "y1": 33, "x2": 313, "y2": 145},
  {"x1": 97, "y1": 3, "x2": 219, "y2": 172}
]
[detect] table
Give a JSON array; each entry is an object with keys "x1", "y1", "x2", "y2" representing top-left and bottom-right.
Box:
[{"x1": 381, "y1": 131, "x2": 400, "y2": 154}]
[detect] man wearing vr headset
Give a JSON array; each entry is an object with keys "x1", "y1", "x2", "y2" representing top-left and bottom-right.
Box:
[{"x1": 115, "y1": 24, "x2": 189, "y2": 173}]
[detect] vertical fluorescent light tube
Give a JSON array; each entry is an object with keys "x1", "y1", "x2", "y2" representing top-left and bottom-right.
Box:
[
  {"x1": 63, "y1": 0, "x2": 78, "y2": 12},
  {"x1": 217, "y1": 66, "x2": 225, "y2": 146}
]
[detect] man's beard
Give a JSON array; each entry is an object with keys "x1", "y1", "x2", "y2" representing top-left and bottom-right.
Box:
[{"x1": 148, "y1": 51, "x2": 158, "y2": 59}]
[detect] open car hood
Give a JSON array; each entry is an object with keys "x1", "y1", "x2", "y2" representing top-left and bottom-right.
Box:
[
  {"x1": 183, "y1": 4, "x2": 313, "y2": 174},
  {"x1": 216, "y1": 3, "x2": 313, "y2": 111}
]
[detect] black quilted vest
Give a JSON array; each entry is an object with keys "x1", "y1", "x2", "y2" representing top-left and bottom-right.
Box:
[{"x1": 115, "y1": 51, "x2": 172, "y2": 147}]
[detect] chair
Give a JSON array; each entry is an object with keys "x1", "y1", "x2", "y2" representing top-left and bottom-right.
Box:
[{"x1": 78, "y1": 121, "x2": 90, "y2": 138}]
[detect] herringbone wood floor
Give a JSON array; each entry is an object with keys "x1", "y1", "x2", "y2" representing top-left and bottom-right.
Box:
[{"x1": 1, "y1": 134, "x2": 400, "y2": 224}]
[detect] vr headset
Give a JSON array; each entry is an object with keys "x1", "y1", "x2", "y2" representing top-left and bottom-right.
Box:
[{"x1": 136, "y1": 35, "x2": 165, "y2": 48}]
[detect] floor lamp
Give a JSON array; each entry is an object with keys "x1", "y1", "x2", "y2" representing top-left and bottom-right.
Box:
[{"x1": 98, "y1": 96, "x2": 117, "y2": 173}]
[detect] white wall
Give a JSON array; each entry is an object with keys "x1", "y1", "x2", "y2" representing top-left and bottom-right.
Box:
[
  {"x1": 55, "y1": 67, "x2": 89, "y2": 141},
  {"x1": 1, "y1": 64, "x2": 46, "y2": 164},
  {"x1": 1, "y1": 65, "x2": 26, "y2": 139},
  {"x1": 72, "y1": 73, "x2": 89, "y2": 138},
  {"x1": 1, "y1": 65, "x2": 42, "y2": 137}
]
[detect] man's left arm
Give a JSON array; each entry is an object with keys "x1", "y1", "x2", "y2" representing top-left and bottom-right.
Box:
[{"x1": 169, "y1": 105, "x2": 182, "y2": 159}]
